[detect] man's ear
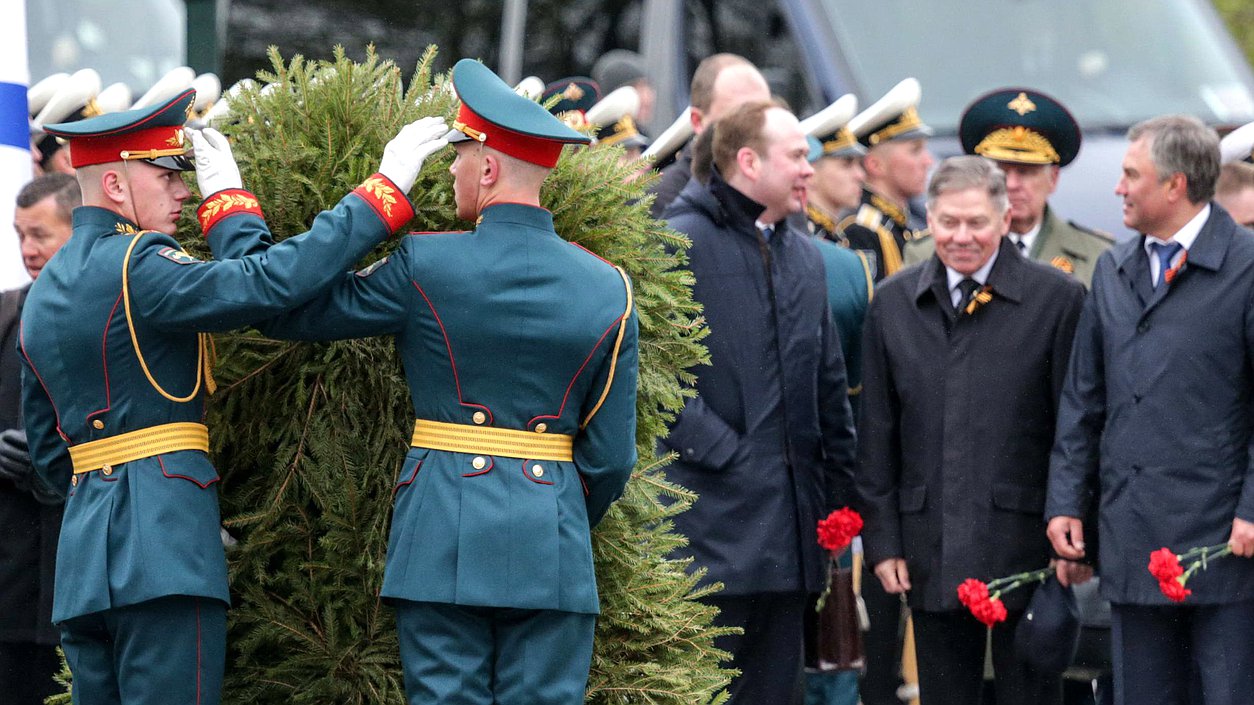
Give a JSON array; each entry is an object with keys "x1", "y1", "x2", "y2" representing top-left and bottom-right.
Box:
[
  {"x1": 1166, "y1": 172, "x2": 1190, "y2": 204},
  {"x1": 736, "y1": 146, "x2": 760, "y2": 181},
  {"x1": 100, "y1": 170, "x2": 127, "y2": 205},
  {"x1": 481, "y1": 152, "x2": 500, "y2": 188},
  {"x1": 690, "y1": 108, "x2": 705, "y2": 133}
]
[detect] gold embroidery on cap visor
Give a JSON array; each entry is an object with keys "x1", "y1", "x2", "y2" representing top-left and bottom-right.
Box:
[
  {"x1": 598, "y1": 116, "x2": 641, "y2": 148},
  {"x1": 822, "y1": 128, "x2": 858, "y2": 155},
  {"x1": 869, "y1": 107, "x2": 925, "y2": 146},
  {"x1": 974, "y1": 126, "x2": 1060, "y2": 165}
]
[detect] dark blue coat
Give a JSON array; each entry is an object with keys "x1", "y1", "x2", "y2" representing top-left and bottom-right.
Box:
[
  {"x1": 661, "y1": 173, "x2": 857, "y2": 595},
  {"x1": 1048, "y1": 204, "x2": 1254, "y2": 604}
]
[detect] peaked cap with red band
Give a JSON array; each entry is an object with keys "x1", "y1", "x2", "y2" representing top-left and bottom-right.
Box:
[
  {"x1": 42, "y1": 88, "x2": 196, "y2": 171},
  {"x1": 446, "y1": 59, "x2": 591, "y2": 168}
]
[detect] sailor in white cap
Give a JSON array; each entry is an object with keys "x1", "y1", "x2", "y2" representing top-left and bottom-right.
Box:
[
  {"x1": 836, "y1": 78, "x2": 934, "y2": 281},
  {"x1": 31, "y1": 68, "x2": 102, "y2": 175}
]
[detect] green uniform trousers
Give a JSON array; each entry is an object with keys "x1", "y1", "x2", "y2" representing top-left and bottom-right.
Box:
[
  {"x1": 60, "y1": 595, "x2": 226, "y2": 705},
  {"x1": 394, "y1": 600, "x2": 595, "y2": 705}
]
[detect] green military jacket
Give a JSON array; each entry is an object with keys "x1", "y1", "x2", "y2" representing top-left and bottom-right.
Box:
[
  {"x1": 805, "y1": 211, "x2": 873, "y2": 397},
  {"x1": 20, "y1": 179, "x2": 407, "y2": 622},
  {"x1": 903, "y1": 205, "x2": 1113, "y2": 287},
  {"x1": 257, "y1": 203, "x2": 639, "y2": 615}
]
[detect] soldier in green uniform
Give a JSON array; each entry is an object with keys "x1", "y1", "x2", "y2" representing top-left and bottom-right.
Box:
[
  {"x1": 904, "y1": 88, "x2": 1112, "y2": 286},
  {"x1": 803, "y1": 127, "x2": 873, "y2": 705},
  {"x1": 836, "y1": 78, "x2": 934, "y2": 282},
  {"x1": 19, "y1": 89, "x2": 448, "y2": 705},
  {"x1": 255, "y1": 59, "x2": 639, "y2": 705}
]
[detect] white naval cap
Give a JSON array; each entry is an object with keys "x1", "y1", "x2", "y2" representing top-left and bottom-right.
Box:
[{"x1": 847, "y1": 77, "x2": 932, "y2": 148}]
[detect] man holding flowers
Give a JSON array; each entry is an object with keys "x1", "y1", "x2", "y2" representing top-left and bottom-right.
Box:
[
  {"x1": 1047, "y1": 115, "x2": 1254, "y2": 705},
  {"x1": 857, "y1": 155, "x2": 1086, "y2": 705}
]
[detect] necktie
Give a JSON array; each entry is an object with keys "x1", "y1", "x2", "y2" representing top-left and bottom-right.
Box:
[
  {"x1": 1014, "y1": 238, "x2": 1027, "y2": 254},
  {"x1": 1151, "y1": 241, "x2": 1183, "y2": 289},
  {"x1": 956, "y1": 278, "x2": 980, "y2": 316},
  {"x1": 761, "y1": 225, "x2": 774, "y2": 241}
]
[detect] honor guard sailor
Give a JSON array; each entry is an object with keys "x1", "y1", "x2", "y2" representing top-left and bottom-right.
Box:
[
  {"x1": 904, "y1": 88, "x2": 1113, "y2": 286},
  {"x1": 255, "y1": 59, "x2": 639, "y2": 705},
  {"x1": 19, "y1": 89, "x2": 447, "y2": 705},
  {"x1": 837, "y1": 78, "x2": 934, "y2": 281}
]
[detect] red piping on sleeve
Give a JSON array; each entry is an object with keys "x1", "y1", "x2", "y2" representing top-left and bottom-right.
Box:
[{"x1": 19, "y1": 324, "x2": 68, "y2": 442}]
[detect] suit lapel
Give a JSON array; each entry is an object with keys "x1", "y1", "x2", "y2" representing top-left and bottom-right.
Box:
[
  {"x1": 1136, "y1": 207, "x2": 1232, "y2": 317},
  {"x1": 1116, "y1": 238, "x2": 1153, "y2": 309}
]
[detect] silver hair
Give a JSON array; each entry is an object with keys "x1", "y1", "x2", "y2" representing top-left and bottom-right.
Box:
[
  {"x1": 1127, "y1": 115, "x2": 1220, "y2": 204},
  {"x1": 926, "y1": 155, "x2": 1008, "y2": 214}
]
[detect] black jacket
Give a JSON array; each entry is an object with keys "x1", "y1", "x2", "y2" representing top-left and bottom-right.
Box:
[
  {"x1": 857, "y1": 244, "x2": 1085, "y2": 611},
  {"x1": 661, "y1": 171, "x2": 857, "y2": 595},
  {"x1": 0, "y1": 285, "x2": 60, "y2": 644},
  {"x1": 648, "y1": 145, "x2": 693, "y2": 220}
]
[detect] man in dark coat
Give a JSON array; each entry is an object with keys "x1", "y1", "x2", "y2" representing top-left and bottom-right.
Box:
[
  {"x1": 1047, "y1": 115, "x2": 1254, "y2": 705},
  {"x1": 647, "y1": 54, "x2": 770, "y2": 219},
  {"x1": 0, "y1": 174, "x2": 78, "y2": 705},
  {"x1": 858, "y1": 156, "x2": 1086, "y2": 705},
  {"x1": 661, "y1": 101, "x2": 857, "y2": 705}
]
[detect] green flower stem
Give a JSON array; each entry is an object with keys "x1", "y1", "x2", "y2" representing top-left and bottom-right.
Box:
[
  {"x1": 986, "y1": 565, "x2": 1055, "y2": 598},
  {"x1": 1180, "y1": 543, "x2": 1233, "y2": 584}
]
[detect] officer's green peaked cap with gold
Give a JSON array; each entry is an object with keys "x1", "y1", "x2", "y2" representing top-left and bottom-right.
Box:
[
  {"x1": 447, "y1": 59, "x2": 590, "y2": 168},
  {"x1": 43, "y1": 88, "x2": 196, "y2": 171},
  {"x1": 960, "y1": 87, "x2": 1081, "y2": 167}
]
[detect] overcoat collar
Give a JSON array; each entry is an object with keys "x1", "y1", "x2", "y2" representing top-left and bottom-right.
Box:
[
  {"x1": 1115, "y1": 203, "x2": 1235, "y2": 311},
  {"x1": 914, "y1": 237, "x2": 1027, "y2": 307}
]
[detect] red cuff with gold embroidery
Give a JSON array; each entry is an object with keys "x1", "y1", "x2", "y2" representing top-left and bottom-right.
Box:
[
  {"x1": 352, "y1": 174, "x2": 414, "y2": 235},
  {"x1": 197, "y1": 189, "x2": 264, "y2": 235}
]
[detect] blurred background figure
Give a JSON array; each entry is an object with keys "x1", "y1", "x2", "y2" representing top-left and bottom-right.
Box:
[
  {"x1": 592, "y1": 49, "x2": 655, "y2": 127},
  {"x1": 1215, "y1": 161, "x2": 1254, "y2": 228},
  {"x1": 0, "y1": 173, "x2": 80, "y2": 705},
  {"x1": 837, "y1": 78, "x2": 933, "y2": 282},
  {"x1": 648, "y1": 53, "x2": 770, "y2": 218}
]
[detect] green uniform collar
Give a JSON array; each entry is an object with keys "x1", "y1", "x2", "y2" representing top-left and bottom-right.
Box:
[{"x1": 73, "y1": 205, "x2": 143, "y2": 237}]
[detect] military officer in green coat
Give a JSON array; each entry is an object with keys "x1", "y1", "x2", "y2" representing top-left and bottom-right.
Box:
[
  {"x1": 255, "y1": 59, "x2": 639, "y2": 705},
  {"x1": 904, "y1": 88, "x2": 1112, "y2": 286},
  {"x1": 19, "y1": 89, "x2": 448, "y2": 705}
]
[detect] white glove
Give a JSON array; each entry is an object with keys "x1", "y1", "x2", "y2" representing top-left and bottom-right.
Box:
[
  {"x1": 378, "y1": 116, "x2": 450, "y2": 193},
  {"x1": 189, "y1": 127, "x2": 243, "y2": 195}
]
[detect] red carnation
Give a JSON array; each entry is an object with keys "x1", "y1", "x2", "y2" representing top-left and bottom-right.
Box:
[
  {"x1": 816, "y1": 507, "x2": 863, "y2": 554},
  {"x1": 1158, "y1": 578, "x2": 1192, "y2": 603},
  {"x1": 956, "y1": 579, "x2": 990, "y2": 608},
  {"x1": 970, "y1": 596, "x2": 1008, "y2": 626},
  {"x1": 1148, "y1": 548, "x2": 1183, "y2": 583}
]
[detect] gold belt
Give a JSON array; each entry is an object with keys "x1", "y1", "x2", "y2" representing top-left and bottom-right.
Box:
[
  {"x1": 69, "y1": 422, "x2": 210, "y2": 475},
  {"x1": 410, "y1": 419, "x2": 573, "y2": 461}
]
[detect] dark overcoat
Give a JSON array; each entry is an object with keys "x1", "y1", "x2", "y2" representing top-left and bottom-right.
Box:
[
  {"x1": 1047, "y1": 205, "x2": 1254, "y2": 604},
  {"x1": 858, "y1": 243, "x2": 1085, "y2": 611},
  {"x1": 661, "y1": 172, "x2": 857, "y2": 596},
  {"x1": 0, "y1": 285, "x2": 60, "y2": 645}
]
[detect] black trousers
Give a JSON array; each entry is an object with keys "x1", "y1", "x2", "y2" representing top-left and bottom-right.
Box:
[
  {"x1": 0, "y1": 640, "x2": 63, "y2": 705},
  {"x1": 859, "y1": 565, "x2": 905, "y2": 705},
  {"x1": 706, "y1": 591, "x2": 807, "y2": 705},
  {"x1": 912, "y1": 607, "x2": 1060, "y2": 705},
  {"x1": 1111, "y1": 599, "x2": 1254, "y2": 705}
]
